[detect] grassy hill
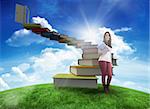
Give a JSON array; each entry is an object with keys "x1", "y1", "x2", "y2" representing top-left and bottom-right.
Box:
[{"x1": 0, "y1": 84, "x2": 149, "y2": 109}]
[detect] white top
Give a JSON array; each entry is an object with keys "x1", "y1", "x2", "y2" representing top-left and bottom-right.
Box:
[{"x1": 97, "y1": 42, "x2": 112, "y2": 63}]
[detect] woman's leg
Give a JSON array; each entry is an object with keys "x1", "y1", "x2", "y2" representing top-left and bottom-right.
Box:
[
  {"x1": 106, "y1": 62, "x2": 112, "y2": 90},
  {"x1": 99, "y1": 61, "x2": 107, "y2": 86}
]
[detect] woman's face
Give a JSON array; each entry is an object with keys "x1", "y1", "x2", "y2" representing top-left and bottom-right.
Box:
[{"x1": 105, "y1": 33, "x2": 110, "y2": 41}]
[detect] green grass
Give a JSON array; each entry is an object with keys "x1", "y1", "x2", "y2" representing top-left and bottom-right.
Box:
[{"x1": 0, "y1": 84, "x2": 149, "y2": 109}]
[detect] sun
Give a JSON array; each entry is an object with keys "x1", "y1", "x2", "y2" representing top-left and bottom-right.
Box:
[{"x1": 76, "y1": 25, "x2": 100, "y2": 45}]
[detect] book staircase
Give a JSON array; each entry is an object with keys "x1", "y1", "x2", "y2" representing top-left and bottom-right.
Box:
[{"x1": 23, "y1": 23, "x2": 117, "y2": 89}]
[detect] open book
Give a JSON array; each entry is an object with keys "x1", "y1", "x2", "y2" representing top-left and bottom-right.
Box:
[{"x1": 97, "y1": 43, "x2": 110, "y2": 55}]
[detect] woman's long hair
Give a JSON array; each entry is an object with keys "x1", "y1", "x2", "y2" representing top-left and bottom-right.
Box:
[{"x1": 103, "y1": 32, "x2": 112, "y2": 48}]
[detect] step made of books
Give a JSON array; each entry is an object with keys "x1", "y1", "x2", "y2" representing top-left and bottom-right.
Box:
[
  {"x1": 70, "y1": 66, "x2": 101, "y2": 76},
  {"x1": 41, "y1": 32, "x2": 60, "y2": 41},
  {"x1": 78, "y1": 59, "x2": 99, "y2": 66},
  {"x1": 76, "y1": 42, "x2": 92, "y2": 48},
  {"x1": 74, "y1": 40, "x2": 84, "y2": 45},
  {"x1": 66, "y1": 37, "x2": 77, "y2": 46},
  {"x1": 23, "y1": 23, "x2": 41, "y2": 30},
  {"x1": 82, "y1": 53, "x2": 100, "y2": 59},
  {"x1": 69, "y1": 40, "x2": 85, "y2": 47},
  {"x1": 76, "y1": 44, "x2": 98, "y2": 49},
  {"x1": 83, "y1": 48, "x2": 98, "y2": 54},
  {"x1": 53, "y1": 74, "x2": 98, "y2": 89},
  {"x1": 31, "y1": 28, "x2": 50, "y2": 33}
]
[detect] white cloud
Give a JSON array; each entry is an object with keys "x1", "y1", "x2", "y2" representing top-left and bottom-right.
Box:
[
  {"x1": 11, "y1": 67, "x2": 28, "y2": 81},
  {"x1": 32, "y1": 16, "x2": 57, "y2": 32},
  {"x1": 1, "y1": 73, "x2": 10, "y2": 78},
  {"x1": 111, "y1": 78, "x2": 149, "y2": 93},
  {"x1": 114, "y1": 58, "x2": 149, "y2": 76},
  {"x1": 6, "y1": 29, "x2": 54, "y2": 47},
  {"x1": 6, "y1": 16, "x2": 58, "y2": 47},
  {"x1": 1, "y1": 63, "x2": 30, "y2": 83},
  {"x1": 78, "y1": 26, "x2": 135, "y2": 58},
  {"x1": 113, "y1": 57, "x2": 149, "y2": 80},
  {"x1": 29, "y1": 45, "x2": 82, "y2": 82},
  {"x1": 0, "y1": 77, "x2": 10, "y2": 91},
  {"x1": 0, "y1": 63, "x2": 30, "y2": 89},
  {"x1": 109, "y1": 57, "x2": 149, "y2": 93},
  {"x1": 0, "y1": 67, "x2": 4, "y2": 72},
  {"x1": 114, "y1": 27, "x2": 132, "y2": 33},
  {"x1": 14, "y1": 28, "x2": 30, "y2": 35},
  {"x1": 99, "y1": 27, "x2": 135, "y2": 55},
  {"x1": 0, "y1": 45, "x2": 82, "y2": 90},
  {"x1": 17, "y1": 63, "x2": 30, "y2": 72}
]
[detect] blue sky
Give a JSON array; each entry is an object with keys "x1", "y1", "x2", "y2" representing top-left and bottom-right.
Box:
[{"x1": 0, "y1": 0, "x2": 149, "y2": 92}]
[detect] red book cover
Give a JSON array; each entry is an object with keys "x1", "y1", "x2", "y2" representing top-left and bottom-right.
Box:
[{"x1": 32, "y1": 28, "x2": 50, "y2": 34}]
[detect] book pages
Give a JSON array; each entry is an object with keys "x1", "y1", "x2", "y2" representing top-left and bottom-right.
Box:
[{"x1": 98, "y1": 43, "x2": 109, "y2": 55}]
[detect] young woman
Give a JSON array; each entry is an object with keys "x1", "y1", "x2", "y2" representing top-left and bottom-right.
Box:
[{"x1": 98, "y1": 32, "x2": 112, "y2": 94}]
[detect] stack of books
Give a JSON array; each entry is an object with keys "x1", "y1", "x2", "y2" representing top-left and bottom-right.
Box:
[{"x1": 53, "y1": 42, "x2": 102, "y2": 89}]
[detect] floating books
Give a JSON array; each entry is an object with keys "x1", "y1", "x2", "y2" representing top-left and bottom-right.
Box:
[
  {"x1": 41, "y1": 32, "x2": 60, "y2": 41},
  {"x1": 83, "y1": 48, "x2": 98, "y2": 54},
  {"x1": 23, "y1": 23, "x2": 41, "y2": 30},
  {"x1": 70, "y1": 65, "x2": 101, "y2": 76},
  {"x1": 76, "y1": 42, "x2": 91, "y2": 48},
  {"x1": 81, "y1": 44, "x2": 98, "y2": 49},
  {"x1": 78, "y1": 59, "x2": 99, "y2": 66},
  {"x1": 82, "y1": 53, "x2": 100, "y2": 59},
  {"x1": 31, "y1": 28, "x2": 50, "y2": 34}
]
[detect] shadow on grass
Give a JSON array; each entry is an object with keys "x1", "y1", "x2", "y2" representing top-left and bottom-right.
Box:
[{"x1": 53, "y1": 84, "x2": 120, "y2": 96}]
